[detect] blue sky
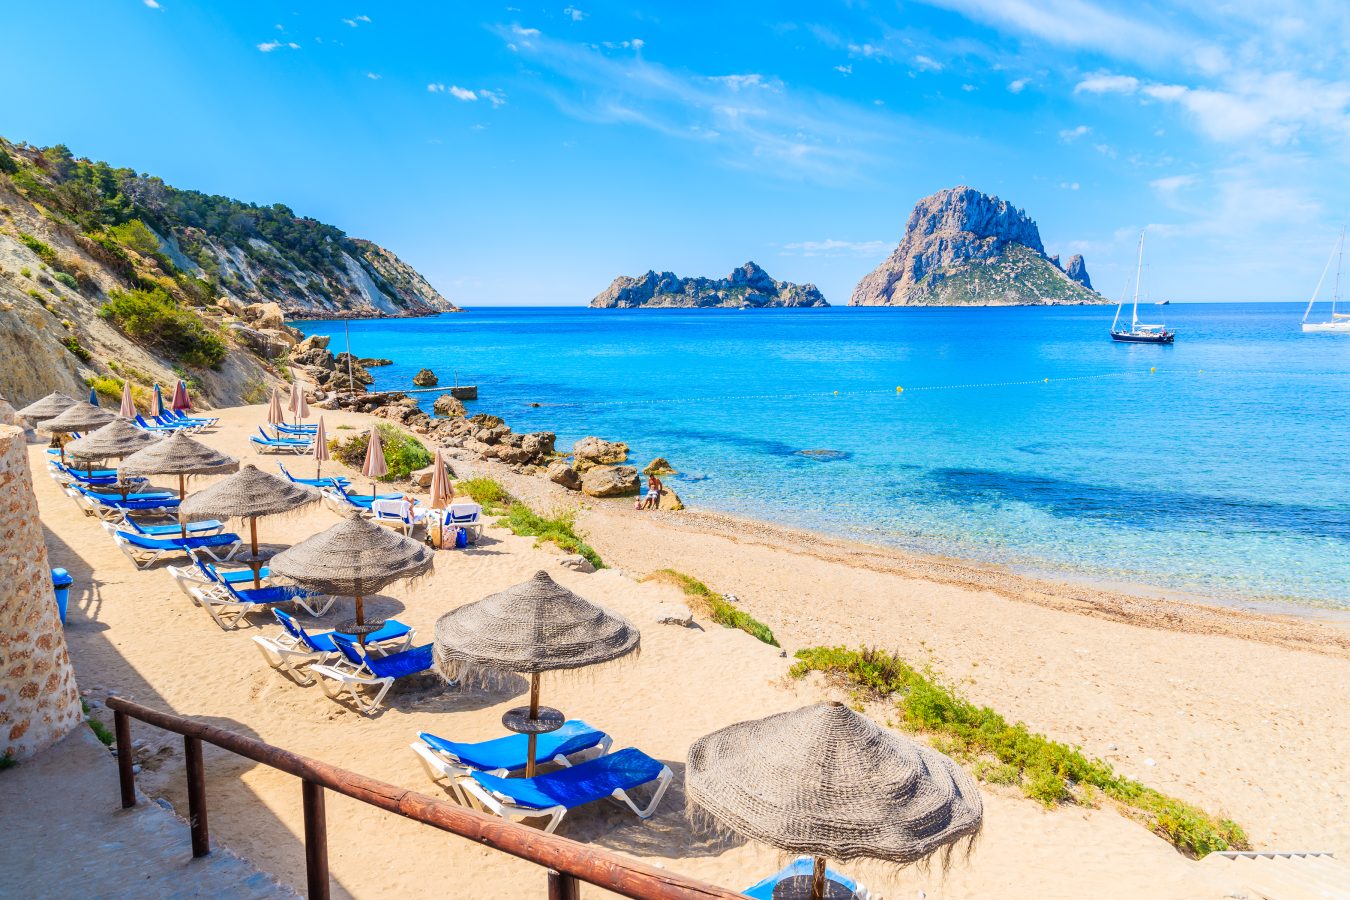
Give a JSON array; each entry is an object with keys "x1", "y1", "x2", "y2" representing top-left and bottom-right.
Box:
[{"x1": 3, "y1": 1, "x2": 1348, "y2": 305}]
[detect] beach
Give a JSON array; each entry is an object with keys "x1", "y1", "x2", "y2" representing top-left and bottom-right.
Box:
[{"x1": 41, "y1": 402, "x2": 1350, "y2": 899}]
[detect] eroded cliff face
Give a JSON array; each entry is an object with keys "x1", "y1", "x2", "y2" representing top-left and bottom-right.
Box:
[
  {"x1": 850, "y1": 186, "x2": 1104, "y2": 306},
  {"x1": 591, "y1": 261, "x2": 829, "y2": 308}
]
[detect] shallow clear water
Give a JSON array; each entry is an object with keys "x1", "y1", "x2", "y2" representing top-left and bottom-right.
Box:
[{"x1": 298, "y1": 304, "x2": 1350, "y2": 610}]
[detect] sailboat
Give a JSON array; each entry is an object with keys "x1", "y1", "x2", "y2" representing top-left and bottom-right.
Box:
[
  {"x1": 1302, "y1": 228, "x2": 1350, "y2": 333},
  {"x1": 1111, "y1": 230, "x2": 1175, "y2": 344}
]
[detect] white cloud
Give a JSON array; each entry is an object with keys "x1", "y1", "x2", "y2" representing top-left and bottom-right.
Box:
[
  {"x1": 781, "y1": 239, "x2": 892, "y2": 257},
  {"x1": 1074, "y1": 73, "x2": 1139, "y2": 94},
  {"x1": 429, "y1": 84, "x2": 506, "y2": 107},
  {"x1": 449, "y1": 86, "x2": 477, "y2": 101},
  {"x1": 513, "y1": 25, "x2": 541, "y2": 37},
  {"x1": 710, "y1": 74, "x2": 775, "y2": 92},
  {"x1": 1058, "y1": 124, "x2": 1091, "y2": 142},
  {"x1": 1151, "y1": 174, "x2": 1196, "y2": 193},
  {"x1": 366, "y1": 72, "x2": 381, "y2": 80},
  {"x1": 599, "y1": 38, "x2": 644, "y2": 50},
  {"x1": 478, "y1": 89, "x2": 507, "y2": 108},
  {"x1": 835, "y1": 65, "x2": 852, "y2": 75},
  {"x1": 847, "y1": 42, "x2": 884, "y2": 58},
  {"x1": 257, "y1": 41, "x2": 300, "y2": 52},
  {"x1": 143, "y1": 0, "x2": 161, "y2": 8},
  {"x1": 563, "y1": 6, "x2": 585, "y2": 21},
  {"x1": 913, "y1": 55, "x2": 942, "y2": 72},
  {"x1": 1007, "y1": 78, "x2": 1027, "y2": 93},
  {"x1": 961, "y1": 83, "x2": 976, "y2": 92},
  {"x1": 342, "y1": 14, "x2": 371, "y2": 27},
  {"x1": 1059, "y1": 181, "x2": 1081, "y2": 190},
  {"x1": 427, "y1": 83, "x2": 444, "y2": 92}
]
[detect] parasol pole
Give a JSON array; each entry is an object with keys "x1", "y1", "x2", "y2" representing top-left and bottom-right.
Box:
[
  {"x1": 526, "y1": 673, "x2": 541, "y2": 777},
  {"x1": 179, "y1": 474, "x2": 188, "y2": 537},
  {"x1": 249, "y1": 517, "x2": 262, "y2": 588},
  {"x1": 811, "y1": 857, "x2": 827, "y2": 900}
]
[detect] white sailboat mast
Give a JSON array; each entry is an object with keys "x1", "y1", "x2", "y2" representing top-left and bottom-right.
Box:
[
  {"x1": 1304, "y1": 230, "x2": 1343, "y2": 323},
  {"x1": 1132, "y1": 229, "x2": 1145, "y2": 327},
  {"x1": 1334, "y1": 228, "x2": 1344, "y2": 317}
]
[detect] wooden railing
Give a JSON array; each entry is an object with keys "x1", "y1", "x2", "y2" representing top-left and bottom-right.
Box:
[{"x1": 108, "y1": 696, "x2": 743, "y2": 899}]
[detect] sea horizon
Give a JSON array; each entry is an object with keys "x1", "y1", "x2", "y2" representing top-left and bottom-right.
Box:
[{"x1": 297, "y1": 301, "x2": 1350, "y2": 615}]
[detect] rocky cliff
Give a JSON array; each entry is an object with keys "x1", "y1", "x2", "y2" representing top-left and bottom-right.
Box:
[
  {"x1": 591, "y1": 261, "x2": 828, "y2": 309},
  {"x1": 850, "y1": 186, "x2": 1105, "y2": 306},
  {"x1": 0, "y1": 136, "x2": 451, "y2": 409}
]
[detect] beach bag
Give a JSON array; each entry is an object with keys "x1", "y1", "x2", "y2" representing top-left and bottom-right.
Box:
[{"x1": 454, "y1": 527, "x2": 468, "y2": 549}]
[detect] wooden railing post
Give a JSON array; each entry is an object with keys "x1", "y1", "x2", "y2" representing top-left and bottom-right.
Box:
[
  {"x1": 184, "y1": 735, "x2": 210, "y2": 858},
  {"x1": 114, "y1": 709, "x2": 136, "y2": 809},
  {"x1": 548, "y1": 870, "x2": 581, "y2": 900},
  {"x1": 302, "y1": 780, "x2": 331, "y2": 900}
]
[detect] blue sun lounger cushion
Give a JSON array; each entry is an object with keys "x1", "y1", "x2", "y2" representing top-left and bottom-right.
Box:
[{"x1": 418, "y1": 721, "x2": 609, "y2": 775}]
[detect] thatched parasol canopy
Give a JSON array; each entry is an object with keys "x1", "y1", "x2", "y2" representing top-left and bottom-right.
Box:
[
  {"x1": 686, "y1": 702, "x2": 982, "y2": 874},
  {"x1": 433, "y1": 570, "x2": 639, "y2": 679},
  {"x1": 119, "y1": 430, "x2": 239, "y2": 478},
  {"x1": 179, "y1": 464, "x2": 320, "y2": 521},
  {"x1": 40, "y1": 402, "x2": 116, "y2": 434},
  {"x1": 269, "y1": 513, "x2": 433, "y2": 600},
  {"x1": 17, "y1": 391, "x2": 78, "y2": 422},
  {"x1": 65, "y1": 418, "x2": 161, "y2": 463}
]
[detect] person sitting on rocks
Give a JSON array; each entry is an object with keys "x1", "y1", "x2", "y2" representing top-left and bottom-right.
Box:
[{"x1": 642, "y1": 474, "x2": 664, "y2": 510}]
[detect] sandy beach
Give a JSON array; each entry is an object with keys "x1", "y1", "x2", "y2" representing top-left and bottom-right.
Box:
[{"x1": 39, "y1": 402, "x2": 1350, "y2": 899}]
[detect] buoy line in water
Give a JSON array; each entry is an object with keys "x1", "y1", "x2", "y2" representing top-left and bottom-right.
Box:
[{"x1": 498, "y1": 366, "x2": 1349, "y2": 411}]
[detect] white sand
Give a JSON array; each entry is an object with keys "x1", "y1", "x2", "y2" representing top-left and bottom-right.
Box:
[{"x1": 39, "y1": 403, "x2": 1350, "y2": 899}]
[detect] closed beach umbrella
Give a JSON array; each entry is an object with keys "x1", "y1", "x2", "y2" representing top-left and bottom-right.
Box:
[
  {"x1": 270, "y1": 513, "x2": 433, "y2": 630},
  {"x1": 361, "y1": 424, "x2": 387, "y2": 497},
  {"x1": 17, "y1": 391, "x2": 78, "y2": 423},
  {"x1": 88, "y1": 387, "x2": 99, "y2": 407},
  {"x1": 313, "y1": 416, "x2": 330, "y2": 479},
  {"x1": 41, "y1": 402, "x2": 116, "y2": 463},
  {"x1": 434, "y1": 570, "x2": 640, "y2": 775},
  {"x1": 429, "y1": 448, "x2": 452, "y2": 509},
  {"x1": 289, "y1": 385, "x2": 309, "y2": 426},
  {"x1": 171, "y1": 380, "x2": 192, "y2": 412},
  {"x1": 154, "y1": 383, "x2": 165, "y2": 417},
  {"x1": 120, "y1": 430, "x2": 239, "y2": 535},
  {"x1": 267, "y1": 387, "x2": 285, "y2": 426},
  {"x1": 118, "y1": 380, "x2": 136, "y2": 419},
  {"x1": 180, "y1": 464, "x2": 320, "y2": 587},
  {"x1": 687, "y1": 702, "x2": 983, "y2": 900}
]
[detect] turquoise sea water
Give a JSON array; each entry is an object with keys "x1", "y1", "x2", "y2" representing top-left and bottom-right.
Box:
[{"x1": 298, "y1": 304, "x2": 1350, "y2": 611}]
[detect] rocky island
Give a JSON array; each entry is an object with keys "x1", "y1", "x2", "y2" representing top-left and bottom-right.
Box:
[
  {"x1": 850, "y1": 186, "x2": 1105, "y2": 306},
  {"x1": 591, "y1": 261, "x2": 828, "y2": 309}
]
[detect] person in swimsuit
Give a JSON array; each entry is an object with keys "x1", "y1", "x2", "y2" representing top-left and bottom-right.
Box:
[{"x1": 642, "y1": 474, "x2": 664, "y2": 510}]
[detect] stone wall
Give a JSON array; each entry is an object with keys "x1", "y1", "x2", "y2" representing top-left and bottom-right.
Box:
[{"x1": 0, "y1": 424, "x2": 81, "y2": 761}]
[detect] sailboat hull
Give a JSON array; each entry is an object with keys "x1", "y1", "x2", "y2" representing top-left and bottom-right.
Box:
[
  {"x1": 1111, "y1": 330, "x2": 1175, "y2": 344},
  {"x1": 1302, "y1": 321, "x2": 1350, "y2": 333}
]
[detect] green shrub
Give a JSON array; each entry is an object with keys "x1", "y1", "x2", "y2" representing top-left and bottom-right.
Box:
[
  {"x1": 107, "y1": 219, "x2": 162, "y2": 258},
  {"x1": 54, "y1": 271, "x2": 79, "y2": 291},
  {"x1": 457, "y1": 476, "x2": 512, "y2": 513},
  {"x1": 18, "y1": 232, "x2": 58, "y2": 266},
  {"x1": 0, "y1": 753, "x2": 15, "y2": 771},
  {"x1": 99, "y1": 287, "x2": 226, "y2": 367},
  {"x1": 19, "y1": 266, "x2": 31, "y2": 279},
  {"x1": 85, "y1": 374, "x2": 151, "y2": 411},
  {"x1": 501, "y1": 503, "x2": 605, "y2": 569},
  {"x1": 0, "y1": 146, "x2": 17, "y2": 175},
  {"x1": 789, "y1": 646, "x2": 1248, "y2": 857},
  {"x1": 61, "y1": 336, "x2": 92, "y2": 362},
  {"x1": 330, "y1": 423, "x2": 431, "y2": 480},
  {"x1": 82, "y1": 701, "x2": 115, "y2": 747},
  {"x1": 645, "y1": 569, "x2": 777, "y2": 645}
]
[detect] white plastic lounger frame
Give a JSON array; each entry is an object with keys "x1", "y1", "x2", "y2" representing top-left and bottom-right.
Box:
[
  {"x1": 308, "y1": 662, "x2": 399, "y2": 714},
  {"x1": 253, "y1": 624, "x2": 414, "y2": 681},
  {"x1": 101, "y1": 521, "x2": 240, "y2": 570},
  {"x1": 371, "y1": 498, "x2": 430, "y2": 536},
  {"x1": 456, "y1": 764, "x2": 673, "y2": 835},
  {"x1": 410, "y1": 733, "x2": 613, "y2": 804}
]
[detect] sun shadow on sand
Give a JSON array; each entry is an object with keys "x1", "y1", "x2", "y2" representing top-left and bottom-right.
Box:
[{"x1": 41, "y1": 524, "x2": 359, "y2": 899}]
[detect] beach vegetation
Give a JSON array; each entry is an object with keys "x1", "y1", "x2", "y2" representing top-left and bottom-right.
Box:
[
  {"x1": 18, "y1": 232, "x2": 58, "y2": 266},
  {"x1": 53, "y1": 271, "x2": 79, "y2": 291},
  {"x1": 646, "y1": 569, "x2": 778, "y2": 646},
  {"x1": 501, "y1": 503, "x2": 605, "y2": 569},
  {"x1": 19, "y1": 266, "x2": 31, "y2": 278},
  {"x1": 457, "y1": 476, "x2": 512, "y2": 513},
  {"x1": 82, "y1": 701, "x2": 115, "y2": 747},
  {"x1": 330, "y1": 423, "x2": 431, "y2": 480},
  {"x1": 99, "y1": 287, "x2": 227, "y2": 368},
  {"x1": 789, "y1": 646, "x2": 1248, "y2": 858},
  {"x1": 85, "y1": 374, "x2": 151, "y2": 411},
  {"x1": 0, "y1": 752, "x2": 15, "y2": 771},
  {"x1": 61, "y1": 336, "x2": 92, "y2": 362}
]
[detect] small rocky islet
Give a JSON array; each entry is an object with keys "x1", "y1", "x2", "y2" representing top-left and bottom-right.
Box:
[{"x1": 590, "y1": 261, "x2": 828, "y2": 309}]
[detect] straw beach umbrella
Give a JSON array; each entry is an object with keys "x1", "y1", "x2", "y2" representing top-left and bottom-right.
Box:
[
  {"x1": 687, "y1": 702, "x2": 983, "y2": 900},
  {"x1": 180, "y1": 464, "x2": 320, "y2": 587},
  {"x1": 65, "y1": 418, "x2": 160, "y2": 481},
  {"x1": 433, "y1": 570, "x2": 640, "y2": 775},
  {"x1": 312, "y1": 416, "x2": 330, "y2": 479},
  {"x1": 41, "y1": 402, "x2": 116, "y2": 463},
  {"x1": 17, "y1": 391, "x2": 78, "y2": 423},
  {"x1": 120, "y1": 430, "x2": 239, "y2": 535},
  {"x1": 269, "y1": 513, "x2": 433, "y2": 632},
  {"x1": 361, "y1": 424, "x2": 387, "y2": 497},
  {"x1": 118, "y1": 380, "x2": 136, "y2": 419}
]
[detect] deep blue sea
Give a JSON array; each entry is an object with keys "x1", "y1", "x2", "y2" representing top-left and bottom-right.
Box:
[{"x1": 298, "y1": 303, "x2": 1350, "y2": 611}]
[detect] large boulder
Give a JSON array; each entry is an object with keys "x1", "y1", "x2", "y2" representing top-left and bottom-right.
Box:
[
  {"x1": 573, "y1": 436, "x2": 628, "y2": 471},
  {"x1": 332, "y1": 354, "x2": 374, "y2": 386},
  {"x1": 547, "y1": 462, "x2": 581, "y2": 491},
  {"x1": 581, "y1": 465, "x2": 639, "y2": 498},
  {"x1": 643, "y1": 456, "x2": 676, "y2": 475},
  {"x1": 520, "y1": 431, "x2": 556, "y2": 460},
  {"x1": 656, "y1": 487, "x2": 684, "y2": 511},
  {"x1": 413, "y1": 368, "x2": 438, "y2": 387},
  {"x1": 433, "y1": 394, "x2": 467, "y2": 418},
  {"x1": 297, "y1": 333, "x2": 330, "y2": 351},
  {"x1": 360, "y1": 357, "x2": 393, "y2": 367},
  {"x1": 293, "y1": 336, "x2": 335, "y2": 369},
  {"x1": 244, "y1": 301, "x2": 287, "y2": 331}
]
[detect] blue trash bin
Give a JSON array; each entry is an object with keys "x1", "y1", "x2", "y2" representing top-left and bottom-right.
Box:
[{"x1": 51, "y1": 567, "x2": 72, "y2": 624}]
